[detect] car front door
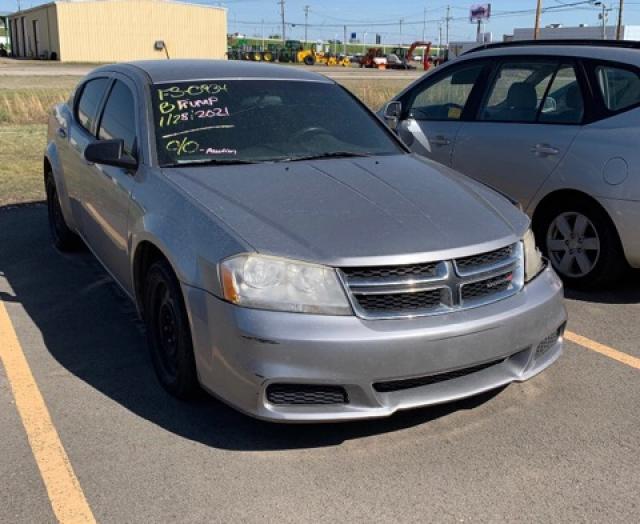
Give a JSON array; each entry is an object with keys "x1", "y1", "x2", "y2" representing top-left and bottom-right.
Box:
[
  {"x1": 452, "y1": 59, "x2": 585, "y2": 209},
  {"x1": 63, "y1": 76, "x2": 112, "y2": 223},
  {"x1": 396, "y1": 60, "x2": 489, "y2": 166},
  {"x1": 80, "y1": 76, "x2": 139, "y2": 291}
]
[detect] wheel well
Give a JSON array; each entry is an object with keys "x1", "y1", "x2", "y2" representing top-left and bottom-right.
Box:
[
  {"x1": 133, "y1": 241, "x2": 170, "y2": 315},
  {"x1": 532, "y1": 189, "x2": 621, "y2": 241},
  {"x1": 44, "y1": 157, "x2": 52, "y2": 180}
]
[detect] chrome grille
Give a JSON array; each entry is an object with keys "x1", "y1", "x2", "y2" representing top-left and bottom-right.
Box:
[
  {"x1": 341, "y1": 262, "x2": 439, "y2": 281},
  {"x1": 340, "y1": 243, "x2": 523, "y2": 320},
  {"x1": 355, "y1": 289, "x2": 442, "y2": 313}
]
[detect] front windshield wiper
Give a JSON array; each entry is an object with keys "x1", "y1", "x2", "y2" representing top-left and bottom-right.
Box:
[
  {"x1": 277, "y1": 151, "x2": 373, "y2": 162},
  {"x1": 164, "y1": 158, "x2": 262, "y2": 167}
]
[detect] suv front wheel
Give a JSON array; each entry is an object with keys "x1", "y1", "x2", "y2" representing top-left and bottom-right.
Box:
[{"x1": 534, "y1": 199, "x2": 627, "y2": 289}]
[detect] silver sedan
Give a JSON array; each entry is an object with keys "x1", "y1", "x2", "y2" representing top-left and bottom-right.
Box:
[{"x1": 45, "y1": 60, "x2": 566, "y2": 422}]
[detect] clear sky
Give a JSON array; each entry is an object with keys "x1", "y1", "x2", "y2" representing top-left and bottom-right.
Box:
[{"x1": 4, "y1": 0, "x2": 640, "y2": 45}]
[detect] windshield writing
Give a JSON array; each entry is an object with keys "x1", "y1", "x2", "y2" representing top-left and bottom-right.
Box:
[{"x1": 152, "y1": 80, "x2": 401, "y2": 166}]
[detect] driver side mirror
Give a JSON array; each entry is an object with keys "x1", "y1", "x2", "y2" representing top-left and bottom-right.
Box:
[
  {"x1": 383, "y1": 101, "x2": 402, "y2": 130},
  {"x1": 84, "y1": 139, "x2": 138, "y2": 170}
]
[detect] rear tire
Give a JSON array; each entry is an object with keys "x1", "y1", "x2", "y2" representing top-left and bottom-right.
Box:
[
  {"x1": 303, "y1": 55, "x2": 315, "y2": 66},
  {"x1": 143, "y1": 259, "x2": 200, "y2": 399},
  {"x1": 534, "y1": 198, "x2": 627, "y2": 289},
  {"x1": 45, "y1": 174, "x2": 79, "y2": 251}
]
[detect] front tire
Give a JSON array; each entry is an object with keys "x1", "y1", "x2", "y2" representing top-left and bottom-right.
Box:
[
  {"x1": 143, "y1": 259, "x2": 199, "y2": 399},
  {"x1": 45, "y1": 174, "x2": 79, "y2": 251},
  {"x1": 534, "y1": 199, "x2": 627, "y2": 289}
]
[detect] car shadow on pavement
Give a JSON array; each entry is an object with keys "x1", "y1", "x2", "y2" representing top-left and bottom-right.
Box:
[
  {"x1": 564, "y1": 270, "x2": 640, "y2": 305},
  {"x1": 0, "y1": 204, "x2": 535, "y2": 450}
]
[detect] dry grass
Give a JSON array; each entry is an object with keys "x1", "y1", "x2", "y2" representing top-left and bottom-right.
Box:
[
  {"x1": 0, "y1": 125, "x2": 48, "y2": 205},
  {"x1": 339, "y1": 79, "x2": 413, "y2": 111},
  {"x1": 0, "y1": 89, "x2": 70, "y2": 125},
  {"x1": 0, "y1": 75, "x2": 407, "y2": 205}
]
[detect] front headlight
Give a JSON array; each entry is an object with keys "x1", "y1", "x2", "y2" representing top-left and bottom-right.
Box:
[
  {"x1": 523, "y1": 228, "x2": 544, "y2": 282},
  {"x1": 220, "y1": 254, "x2": 352, "y2": 315}
]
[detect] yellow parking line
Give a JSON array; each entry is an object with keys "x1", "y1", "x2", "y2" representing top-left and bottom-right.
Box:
[
  {"x1": 566, "y1": 330, "x2": 640, "y2": 370},
  {"x1": 0, "y1": 301, "x2": 96, "y2": 524}
]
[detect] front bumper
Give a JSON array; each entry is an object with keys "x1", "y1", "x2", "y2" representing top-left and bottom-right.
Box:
[{"x1": 184, "y1": 265, "x2": 566, "y2": 422}]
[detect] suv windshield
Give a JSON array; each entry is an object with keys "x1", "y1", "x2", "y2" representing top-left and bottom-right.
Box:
[{"x1": 151, "y1": 80, "x2": 403, "y2": 166}]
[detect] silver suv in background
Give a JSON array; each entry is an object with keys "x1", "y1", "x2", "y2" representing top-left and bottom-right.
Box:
[{"x1": 383, "y1": 40, "x2": 640, "y2": 288}]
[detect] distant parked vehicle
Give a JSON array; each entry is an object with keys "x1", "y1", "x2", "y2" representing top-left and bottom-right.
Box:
[
  {"x1": 383, "y1": 40, "x2": 640, "y2": 288},
  {"x1": 45, "y1": 60, "x2": 565, "y2": 422}
]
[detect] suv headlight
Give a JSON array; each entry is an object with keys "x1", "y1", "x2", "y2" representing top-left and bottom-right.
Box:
[
  {"x1": 523, "y1": 228, "x2": 544, "y2": 282},
  {"x1": 220, "y1": 254, "x2": 352, "y2": 315}
]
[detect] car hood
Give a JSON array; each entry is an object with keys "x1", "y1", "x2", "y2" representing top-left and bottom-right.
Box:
[{"x1": 164, "y1": 154, "x2": 529, "y2": 266}]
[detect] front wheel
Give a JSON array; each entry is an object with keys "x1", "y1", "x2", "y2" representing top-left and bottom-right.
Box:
[
  {"x1": 534, "y1": 200, "x2": 627, "y2": 289},
  {"x1": 143, "y1": 259, "x2": 199, "y2": 399}
]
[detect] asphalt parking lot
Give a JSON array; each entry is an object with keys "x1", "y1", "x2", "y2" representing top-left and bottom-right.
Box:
[{"x1": 1, "y1": 203, "x2": 638, "y2": 523}]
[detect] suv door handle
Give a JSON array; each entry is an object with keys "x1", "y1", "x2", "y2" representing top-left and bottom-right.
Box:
[
  {"x1": 531, "y1": 143, "x2": 559, "y2": 156},
  {"x1": 431, "y1": 135, "x2": 451, "y2": 146}
]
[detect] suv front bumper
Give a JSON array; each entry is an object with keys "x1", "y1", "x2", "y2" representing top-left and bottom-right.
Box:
[{"x1": 184, "y1": 265, "x2": 566, "y2": 422}]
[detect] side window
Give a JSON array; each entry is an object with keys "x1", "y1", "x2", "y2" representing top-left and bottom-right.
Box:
[
  {"x1": 596, "y1": 65, "x2": 640, "y2": 112},
  {"x1": 480, "y1": 61, "x2": 557, "y2": 123},
  {"x1": 407, "y1": 63, "x2": 484, "y2": 121},
  {"x1": 538, "y1": 65, "x2": 584, "y2": 124},
  {"x1": 76, "y1": 78, "x2": 110, "y2": 133},
  {"x1": 98, "y1": 80, "x2": 137, "y2": 156}
]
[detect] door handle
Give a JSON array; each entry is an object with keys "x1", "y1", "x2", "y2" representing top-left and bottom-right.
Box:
[
  {"x1": 531, "y1": 143, "x2": 559, "y2": 156},
  {"x1": 56, "y1": 127, "x2": 67, "y2": 139},
  {"x1": 431, "y1": 135, "x2": 451, "y2": 146}
]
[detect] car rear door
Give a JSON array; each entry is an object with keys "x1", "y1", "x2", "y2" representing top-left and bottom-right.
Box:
[
  {"x1": 396, "y1": 59, "x2": 490, "y2": 166},
  {"x1": 79, "y1": 75, "x2": 140, "y2": 291},
  {"x1": 452, "y1": 58, "x2": 585, "y2": 209}
]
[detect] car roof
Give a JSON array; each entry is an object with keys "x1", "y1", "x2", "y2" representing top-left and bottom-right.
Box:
[
  {"x1": 457, "y1": 43, "x2": 640, "y2": 66},
  {"x1": 90, "y1": 59, "x2": 334, "y2": 84}
]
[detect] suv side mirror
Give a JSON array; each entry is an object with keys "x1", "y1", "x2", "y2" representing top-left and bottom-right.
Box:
[
  {"x1": 383, "y1": 101, "x2": 402, "y2": 130},
  {"x1": 84, "y1": 139, "x2": 138, "y2": 170}
]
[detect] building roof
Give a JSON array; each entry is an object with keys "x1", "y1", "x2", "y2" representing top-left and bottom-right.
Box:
[
  {"x1": 96, "y1": 59, "x2": 333, "y2": 84},
  {"x1": 7, "y1": 0, "x2": 224, "y2": 18}
]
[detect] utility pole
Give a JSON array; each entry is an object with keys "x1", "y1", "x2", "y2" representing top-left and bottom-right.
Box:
[
  {"x1": 399, "y1": 18, "x2": 403, "y2": 45},
  {"x1": 343, "y1": 25, "x2": 347, "y2": 56},
  {"x1": 304, "y1": 5, "x2": 310, "y2": 44},
  {"x1": 445, "y1": 5, "x2": 451, "y2": 46},
  {"x1": 279, "y1": 0, "x2": 286, "y2": 43},
  {"x1": 422, "y1": 7, "x2": 426, "y2": 41},
  {"x1": 534, "y1": 0, "x2": 542, "y2": 39},
  {"x1": 261, "y1": 19, "x2": 265, "y2": 51},
  {"x1": 438, "y1": 21, "x2": 442, "y2": 59},
  {"x1": 597, "y1": 2, "x2": 608, "y2": 39},
  {"x1": 616, "y1": 0, "x2": 624, "y2": 40}
]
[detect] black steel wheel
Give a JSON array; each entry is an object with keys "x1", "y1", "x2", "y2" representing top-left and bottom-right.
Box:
[
  {"x1": 45, "y1": 174, "x2": 79, "y2": 251},
  {"x1": 144, "y1": 259, "x2": 199, "y2": 399}
]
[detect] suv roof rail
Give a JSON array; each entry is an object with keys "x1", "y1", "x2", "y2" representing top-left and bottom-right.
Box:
[{"x1": 462, "y1": 39, "x2": 640, "y2": 55}]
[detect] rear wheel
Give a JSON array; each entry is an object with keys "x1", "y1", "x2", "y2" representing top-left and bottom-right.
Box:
[
  {"x1": 303, "y1": 55, "x2": 315, "y2": 66},
  {"x1": 143, "y1": 259, "x2": 199, "y2": 399},
  {"x1": 45, "y1": 174, "x2": 79, "y2": 251},
  {"x1": 534, "y1": 199, "x2": 627, "y2": 289}
]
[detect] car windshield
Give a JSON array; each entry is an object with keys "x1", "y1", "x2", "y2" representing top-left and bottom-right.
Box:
[{"x1": 151, "y1": 79, "x2": 403, "y2": 166}]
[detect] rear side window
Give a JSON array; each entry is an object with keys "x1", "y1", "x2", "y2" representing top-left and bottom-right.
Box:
[
  {"x1": 76, "y1": 78, "x2": 110, "y2": 133},
  {"x1": 596, "y1": 65, "x2": 640, "y2": 112},
  {"x1": 98, "y1": 80, "x2": 137, "y2": 156},
  {"x1": 538, "y1": 65, "x2": 584, "y2": 124}
]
